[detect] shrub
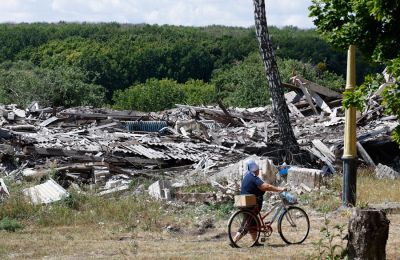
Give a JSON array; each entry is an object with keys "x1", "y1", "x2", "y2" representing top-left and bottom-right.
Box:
[
  {"x1": 0, "y1": 61, "x2": 106, "y2": 107},
  {"x1": 113, "y1": 78, "x2": 216, "y2": 111},
  {"x1": 0, "y1": 217, "x2": 23, "y2": 232},
  {"x1": 0, "y1": 193, "x2": 39, "y2": 220}
]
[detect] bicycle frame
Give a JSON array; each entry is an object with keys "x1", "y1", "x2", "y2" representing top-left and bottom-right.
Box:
[{"x1": 252, "y1": 200, "x2": 289, "y2": 234}]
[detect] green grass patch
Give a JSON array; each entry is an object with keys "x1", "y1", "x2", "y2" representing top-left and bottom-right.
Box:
[
  {"x1": 208, "y1": 202, "x2": 235, "y2": 219},
  {"x1": 0, "y1": 217, "x2": 23, "y2": 232},
  {"x1": 179, "y1": 183, "x2": 217, "y2": 193},
  {"x1": 0, "y1": 193, "x2": 40, "y2": 220}
]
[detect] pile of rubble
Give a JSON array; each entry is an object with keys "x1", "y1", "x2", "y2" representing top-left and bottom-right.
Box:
[{"x1": 0, "y1": 75, "x2": 399, "y2": 205}]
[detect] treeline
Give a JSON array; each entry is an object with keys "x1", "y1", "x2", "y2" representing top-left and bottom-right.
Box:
[{"x1": 0, "y1": 23, "x2": 375, "y2": 110}]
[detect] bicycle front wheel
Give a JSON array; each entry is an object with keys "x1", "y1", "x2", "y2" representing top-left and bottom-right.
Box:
[
  {"x1": 278, "y1": 206, "x2": 310, "y2": 244},
  {"x1": 228, "y1": 210, "x2": 260, "y2": 248}
]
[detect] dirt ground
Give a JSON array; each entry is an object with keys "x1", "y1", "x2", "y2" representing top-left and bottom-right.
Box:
[{"x1": 0, "y1": 209, "x2": 399, "y2": 260}]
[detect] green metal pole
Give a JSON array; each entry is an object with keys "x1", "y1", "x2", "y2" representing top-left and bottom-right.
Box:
[{"x1": 342, "y1": 45, "x2": 357, "y2": 207}]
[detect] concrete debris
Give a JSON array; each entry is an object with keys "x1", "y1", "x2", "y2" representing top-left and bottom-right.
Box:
[
  {"x1": 22, "y1": 168, "x2": 49, "y2": 180},
  {"x1": 132, "y1": 184, "x2": 145, "y2": 196},
  {"x1": 300, "y1": 183, "x2": 312, "y2": 193},
  {"x1": 104, "y1": 177, "x2": 131, "y2": 190},
  {"x1": 287, "y1": 167, "x2": 321, "y2": 189},
  {"x1": 98, "y1": 184, "x2": 130, "y2": 196},
  {"x1": 0, "y1": 178, "x2": 10, "y2": 199},
  {"x1": 375, "y1": 163, "x2": 400, "y2": 180},
  {"x1": 370, "y1": 202, "x2": 400, "y2": 214},
  {"x1": 23, "y1": 178, "x2": 69, "y2": 204},
  {"x1": 148, "y1": 180, "x2": 171, "y2": 200},
  {"x1": 0, "y1": 73, "x2": 398, "y2": 202},
  {"x1": 214, "y1": 155, "x2": 278, "y2": 189}
]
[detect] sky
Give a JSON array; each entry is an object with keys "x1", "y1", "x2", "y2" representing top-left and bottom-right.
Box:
[{"x1": 0, "y1": 0, "x2": 315, "y2": 28}]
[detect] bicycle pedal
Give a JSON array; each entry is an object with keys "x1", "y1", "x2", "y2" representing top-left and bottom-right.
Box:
[{"x1": 260, "y1": 238, "x2": 266, "y2": 243}]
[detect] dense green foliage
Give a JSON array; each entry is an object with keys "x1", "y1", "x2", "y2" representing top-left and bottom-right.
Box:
[
  {"x1": 0, "y1": 61, "x2": 105, "y2": 107},
  {"x1": 309, "y1": 0, "x2": 400, "y2": 62},
  {"x1": 310, "y1": 0, "x2": 400, "y2": 144},
  {"x1": 0, "y1": 22, "x2": 365, "y2": 109},
  {"x1": 212, "y1": 53, "x2": 270, "y2": 107},
  {"x1": 213, "y1": 52, "x2": 345, "y2": 107},
  {"x1": 113, "y1": 79, "x2": 215, "y2": 111}
]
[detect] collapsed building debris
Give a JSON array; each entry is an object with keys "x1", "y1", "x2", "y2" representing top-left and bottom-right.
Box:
[
  {"x1": 375, "y1": 163, "x2": 400, "y2": 180},
  {"x1": 0, "y1": 74, "x2": 398, "y2": 204}
]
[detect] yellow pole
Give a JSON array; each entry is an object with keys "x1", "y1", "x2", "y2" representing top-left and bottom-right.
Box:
[
  {"x1": 343, "y1": 45, "x2": 357, "y2": 158},
  {"x1": 342, "y1": 45, "x2": 357, "y2": 206}
]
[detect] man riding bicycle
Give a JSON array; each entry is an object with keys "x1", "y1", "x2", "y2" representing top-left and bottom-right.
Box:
[{"x1": 232, "y1": 160, "x2": 286, "y2": 247}]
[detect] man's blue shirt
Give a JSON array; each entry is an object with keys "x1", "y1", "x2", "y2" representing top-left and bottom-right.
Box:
[{"x1": 240, "y1": 171, "x2": 265, "y2": 201}]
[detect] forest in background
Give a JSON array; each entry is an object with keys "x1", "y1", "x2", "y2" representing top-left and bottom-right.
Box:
[{"x1": 0, "y1": 23, "x2": 379, "y2": 111}]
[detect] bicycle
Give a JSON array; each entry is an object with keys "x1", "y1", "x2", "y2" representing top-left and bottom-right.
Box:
[{"x1": 228, "y1": 192, "x2": 310, "y2": 248}]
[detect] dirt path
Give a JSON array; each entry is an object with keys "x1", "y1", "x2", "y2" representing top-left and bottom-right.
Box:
[{"x1": 0, "y1": 211, "x2": 399, "y2": 259}]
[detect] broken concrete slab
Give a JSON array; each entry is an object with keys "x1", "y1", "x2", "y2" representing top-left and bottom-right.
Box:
[
  {"x1": 22, "y1": 168, "x2": 50, "y2": 181},
  {"x1": 375, "y1": 163, "x2": 400, "y2": 180},
  {"x1": 0, "y1": 144, "x2": 14, "y2": 156},
  {"x1": 312, "y1": 139, "x2": 335, "y2": 162},
  {"x1": 104, "y1": 178, "x2": 131, "y2": 190},
  {"x1": 23, "y1": 178, "x2": 69, "y2": 204},
  {"x1": 7, "y1": 112, "x2": 15, "y2": 121},
  {"x1": 13, "y1": 108, "x2": 26, "y2": 118},
  {"x1": 39, "y1": 116, "x2": 59, "y2": 127},
  {"x1": 98, "y1": 184, "x2": 130, "y2": 196},
  {"x1": 0, "y1": 178, "x2": 10, "y2": 199},
  {"x1": 300, "y1": 183, "x2": 312, "y2": 192},
  {"x1": 287, "y1": 167, "x2": 321, "y2": 189},
  {"x1": 148, "y1": 180, "x2": 171, "y2": 200},
  {"x1": 370, "y1": 202, "x2": 400, "y2": 214},
  {"x1": 215, "y1": 156, "x2": 278, "y2": 186}
]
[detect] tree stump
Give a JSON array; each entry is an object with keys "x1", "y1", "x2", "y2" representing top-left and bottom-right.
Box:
[{"x1": 348, "y1": 209, "x2": 390, "y2": 260}]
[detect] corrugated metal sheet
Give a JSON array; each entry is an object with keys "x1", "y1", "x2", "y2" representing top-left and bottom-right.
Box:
[
  {"x1": 122, "y1": 144, "x2": 169, "y2": 159},
  {"x1": 126, "y1": 121, "x2": 168, "y2": 132},
  {"x1": 23, "y1": 178, "x2": 69, "y2": 205},
  {"x1": 199, "y1": 120, "x2": 218, "y2": 129}
]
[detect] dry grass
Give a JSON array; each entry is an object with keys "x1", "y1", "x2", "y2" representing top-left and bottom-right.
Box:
[
  {"x1": 303, "y1": 167, "x2": 400, "y2": 213},
  {"x1": 0, "y1": 166, "x2": 399, "y2": 259},
  {"x1": 357, "y1": 167, "x2": 400, "y2": 204},
  {"x1": 0, "y1": 212, "x2": 399, "y2": 259}
]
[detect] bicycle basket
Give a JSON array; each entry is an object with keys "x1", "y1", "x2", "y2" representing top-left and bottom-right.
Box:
[{"x1": 280, "y1": 192, "x2": 297, "y2": 204}]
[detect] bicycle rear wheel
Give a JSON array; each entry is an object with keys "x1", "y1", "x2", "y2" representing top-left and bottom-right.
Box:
[
  {"x1": 228, "y1": 210, "x2": 260, "y2": 248},
  {"x1": 278, "y1": 206, "x2": 310, "y2": 244}
]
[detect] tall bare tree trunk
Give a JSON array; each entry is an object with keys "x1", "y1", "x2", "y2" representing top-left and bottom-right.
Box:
[{"x1": 253, "y1": 0, "x2": 299, "y2": 159}]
